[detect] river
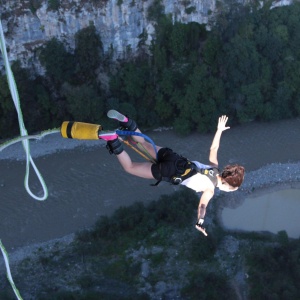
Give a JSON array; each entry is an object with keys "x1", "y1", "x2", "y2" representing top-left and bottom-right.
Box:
[
  {"x1": 0, "y1": 118, "x2": 300, "y2": 249},
  {"x1": 222, "y1": 188, "x2": 300, "y2": 238}
]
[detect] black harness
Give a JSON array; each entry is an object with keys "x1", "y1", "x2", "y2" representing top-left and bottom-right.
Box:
[
  {"x1": 193, "y1": 166, "x2": 219, "y2": 187},
  {"x1": 152, "y1": 154, "x2": 219, "y2": 187}
]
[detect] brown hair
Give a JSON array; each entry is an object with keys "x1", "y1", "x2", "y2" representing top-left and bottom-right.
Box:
[{"x1": 221, "y1": 165, "x2": 245, "y2": 187}]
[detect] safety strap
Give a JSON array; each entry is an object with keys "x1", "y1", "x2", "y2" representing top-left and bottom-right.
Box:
[
  {"x1": 120, "y1": 137, "x2": 156, "y2": 163},
  {"x1": 116, "y1": 129, "x2": 158, "y2": 161},
  {"x1": 191, "y1": 164, "x2": 219, "y2": 187},
  {"x1": 152, "y1": 161, "x2": 219, "y2": 187}
]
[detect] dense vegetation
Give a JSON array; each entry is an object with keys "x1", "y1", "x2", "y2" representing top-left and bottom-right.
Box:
[
  {"x1": 246, "y1": 231, "x2": 300, "y2": 299},
  {"x1": 0, "y1": 189, "x2": 233, "y2": 299},
  {"x1": 1, "y1": 2, "x2": 300, "y2": 138},
  {"x1": 1, "y1": 189, "x2": 299, "y2": 299},
  {"x1": 1, "y1": 2, "x2": 300, "y2": 299}
]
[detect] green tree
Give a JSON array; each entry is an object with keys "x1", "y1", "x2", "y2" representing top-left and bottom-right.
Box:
[
  {"x1": 0, "y1": 62, "x2": 58, "y2": 137},
  {"x1": 74, "y1": 24, "x2": 103, "y2": 83},
  {"x1": 175, "y1": 65, "x2": 225, "y2": 133},
  {"x1": 247, "y1": 239, "x2": 300, "y2": 300},
  {"x1": 137, "y1": 28, "x2": 148, "y2": 57},
  {"x1": 0, "y1": 75, "x2": 18, "y2": 138},
  {"x1": 29, "y1": 0, "x2": 43, "y2": 13},
  {"x1": 147, "y1": 0, "x2": 164, "y2": 22},
  {"x1": 221, "y1": 36, "x2": 260, "y2": 88},
  {"x1": 270, "y1": 82, "x2": 293, "y2": 120},
  {"x1": 152, "y1": 45, "x2": 168, "y2": 72},
  {"x1": 169, "y1": 22, "x2": 186, "y2": 61},
  {"x1": 202, "y1": 33, "x2": 222, "y2": 74},
  {"x1": 182, "y1": 270, "x2": 235, "y2": 299},
  {"x1": 61, "y1": 83, "x2": 104, "y2": 123},
  {"x1": 12, "y1": 62, "x2": 57, "y2": 132},
  {"x1": 109, "y1": 60, "x2": 158, "y2": 127},
  {"x1": 154, "y1": 93, "x2": 173, "y2": 122},
  {"x1": 39, "y1": 38, "x2": 75, "y2": 85},
  {"x1": 48, "y1": 0, "x2": 60, "y2": 11},
  {"x1": 121, "y1": 62, "x2": 148, "y2": 100},
  {"x1": 235, "y1": 83, "x2": 264, "y2": 123}
]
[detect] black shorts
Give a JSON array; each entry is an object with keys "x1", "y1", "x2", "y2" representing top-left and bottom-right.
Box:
[{"x1": 151, "y1": 148, "x2": 187, "y2": 182}]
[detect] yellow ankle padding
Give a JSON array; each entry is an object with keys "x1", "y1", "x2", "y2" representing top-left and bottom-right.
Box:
[{"x1": 61, "y1": 121, "x2": 102, "y2": 140}]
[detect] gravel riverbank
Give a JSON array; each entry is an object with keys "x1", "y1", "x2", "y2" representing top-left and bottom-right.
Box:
[
  {"x1": 0, "y1": 122, "x2": 300, "y2": 299},
  {"x1": 1, "y1": 129, "x2": 299, "y2": 267}
]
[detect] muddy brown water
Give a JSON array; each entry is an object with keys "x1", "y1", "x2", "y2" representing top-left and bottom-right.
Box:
[
  {"x1": 222, "y1": 188, "x2": 300, "y2": 238},
  {"x1": 1, "y1": 118, "x2": 300, "y2": 250}
]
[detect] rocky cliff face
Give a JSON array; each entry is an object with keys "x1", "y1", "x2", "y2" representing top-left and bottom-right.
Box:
[
  {"x1": 0, "y1": 0, "x2": 215, "y2": 71},
  {"x1": 0, "y1": 0, "x2": 293, "y2": 72}
]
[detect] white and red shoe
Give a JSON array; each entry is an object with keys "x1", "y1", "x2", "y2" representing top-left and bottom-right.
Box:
[{"x1": 98, "y1": 130, "x2": 118, "y2": 141}]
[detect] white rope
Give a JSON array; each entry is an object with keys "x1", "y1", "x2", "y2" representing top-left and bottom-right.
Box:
[
  {"x1": 0, "y1": 129, "x2": 60, "y2": 153},
  {"x1": 0, "y1": 19, "x2": 49, "y2": 201},
  {"x1": 0, "y1": 18, "x2": 58, "y2": 299},
  {"x1": 0, "y1": 240, "x2": 23, "y2": 300}
]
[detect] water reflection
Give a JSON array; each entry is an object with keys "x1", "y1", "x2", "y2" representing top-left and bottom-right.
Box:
[{"x1": 222, "y1": 189, "x2": 300, "y2": 238}]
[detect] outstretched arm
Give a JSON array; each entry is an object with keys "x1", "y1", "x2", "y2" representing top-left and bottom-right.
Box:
[
  {"x1": 209, "y1": 115, "x2": 230, "y2": 166},
  {"x1": 197, "y1": 189, "x2": 214, "y2": 220},
  {"x1": 195, "y1": 189, "x2": 214, "y2": 236}
]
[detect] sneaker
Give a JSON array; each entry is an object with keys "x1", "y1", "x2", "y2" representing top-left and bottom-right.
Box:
[
  {"x1": 107, "y1": 110, "x2": 128, "y2": 123},
  {"x1": 98, "y1": 130, "x2": 118, "y2": 141},
  {"x1": 107, "y1": 109, "x2": 137, "y2": 131}
]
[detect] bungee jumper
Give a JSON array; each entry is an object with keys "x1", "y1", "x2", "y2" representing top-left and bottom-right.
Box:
[{"x1": 61, "y1": 110, "x2": 245, "y2": 236}]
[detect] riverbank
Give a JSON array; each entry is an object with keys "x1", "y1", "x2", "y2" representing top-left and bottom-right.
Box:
[
  {"x1": 218, "y1": 161, "x2": 300, "y2": 210},
  {"x1": 216, "y1": 162, "x2": 300, "y2": 238},
  {"x1": 1, "y1": 160, "x2": 299, "y2": 300},
  {"x1": 1, "y1": 118, "x2": 300, "y2": 299},
  {"x1": 1, "y1": 160, "x2": 299, "y2": 271},
  {"x1": 0, "y1": 118, "x2": 300, "y2": 249}
]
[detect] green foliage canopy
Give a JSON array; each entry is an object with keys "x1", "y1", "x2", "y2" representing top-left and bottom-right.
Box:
[{"x1": 3, "y1": 2, "x2": 300, "y2": 138}]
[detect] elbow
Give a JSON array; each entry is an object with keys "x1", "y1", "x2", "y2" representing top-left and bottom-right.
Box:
[{"x1": 209, "y1": 156, "x2": 218, "y2": 166}]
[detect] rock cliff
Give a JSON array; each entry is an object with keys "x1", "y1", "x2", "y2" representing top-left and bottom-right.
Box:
[
  {"x1": 0, "y1": 0, "x2": 215, "y2": 70},
  {"x1": 0, "y1": 0, "x2": 292, "y2": 71}
]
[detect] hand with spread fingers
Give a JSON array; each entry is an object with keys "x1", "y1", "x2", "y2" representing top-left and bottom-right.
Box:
[
  {"x1": 217, "y1": 115, "x2": 230, "y2": 132},
  {"x1": 73, "y1": 110, "x2": 245, "y2": 237}
]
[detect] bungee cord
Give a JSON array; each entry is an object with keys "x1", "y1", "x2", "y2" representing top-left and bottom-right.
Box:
[
  {"x1": 116, "y1": 129, "x2": 158, "y2": 161},
  {"x1": 0, "y1": 241, "x2": 23, "y2": 300},
  {"x1": 0, "y1": 13, "x2": 157, "y2": 297},
  {"x1": 0, "y1": 129, "x2": 59, "y2": 153},
  {"x1": 0, "y1": 20, "x2": 51, "y2": 201},
  {"x1": 60, "y1": 121, "x2": 158, "y2": 162},
  {"x1": 0, "y1": 18, "x2": 58, "y2": 300}
]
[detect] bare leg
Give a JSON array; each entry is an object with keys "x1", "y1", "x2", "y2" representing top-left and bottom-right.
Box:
[
  {"x1": 116, "y1": 149, "x2": 154, "y2": 179},
  {"x1": 107, "y1": 109, "x2": 162, "y2": 159},
  {"x1": 105, "y1": 110, "x2": 163, "y2": 177},
  {"x1": 129, "y1": 128, "x2": 162, "y2": 159}
]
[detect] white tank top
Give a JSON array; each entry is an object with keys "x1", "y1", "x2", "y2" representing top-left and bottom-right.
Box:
[{"x1": 180, "y1": 161, "x2": 216, "y2": 192}]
